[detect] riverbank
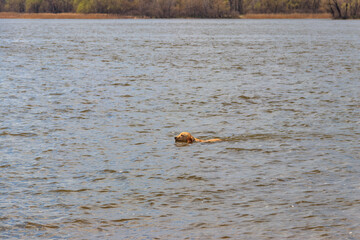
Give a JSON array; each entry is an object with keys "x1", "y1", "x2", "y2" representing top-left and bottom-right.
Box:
[
  {"x1": 0, "y1": 12, "x2": 331, "y2": 19},
  {"x1": 241, "y1": 13, "x2": 331, "y2": 19},
  {"x1": 0, "y1": 12, "x2": 139, "y2": 19}
]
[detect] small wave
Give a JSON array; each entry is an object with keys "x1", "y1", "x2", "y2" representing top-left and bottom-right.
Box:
[
  {"x1": 0, "y1": 131, "x2": 38, "y2": 137},
  {"x1": 0, "y1": 164, "x2": 11, "y2": 168},
  {"x1": 100, "y1": 203, "x2": 120, "y2": 209},
  {"x1": 226, "y1": 147, "x2": 263, "y2": 152},
  {"x1": 120, "y1": 94, "x2": 133, "y2": 98},
  {"x1": 175, "y1": 174, "x2": 207, "y2": 181},
  {"x1": 111, "y1": 82, "x2": 131, "y2": 86},
  {"x1": 50, "y1": 188, "x2": 91, "y2": 193},
  {"x1": 100, "y1": 169, "x2": 118, "y2": 174},
  {"x1": 65, "y1": 219, "x2": 92, "y2": 225},
  {"x1": 18, "y1": 221, "x2": 59, "y2": 230},
  {"x1": 48, "y1": 92, "x2": 64, "y2": 96},
  {"x1": 111, "y1": 218, "x2": 140, "y2": 223}
]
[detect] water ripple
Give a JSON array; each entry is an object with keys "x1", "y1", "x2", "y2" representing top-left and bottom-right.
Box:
[{"x1": 0, "y1": 19, "x2": 359, "y2": 240}]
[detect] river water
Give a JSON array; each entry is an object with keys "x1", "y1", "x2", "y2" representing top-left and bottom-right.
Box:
[{"x1": 0, "y1": 19, "x2": 359, "y2": 239}]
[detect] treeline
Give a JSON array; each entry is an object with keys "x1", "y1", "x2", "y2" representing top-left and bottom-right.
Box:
[
  {"x1": 328, "y1": 0, "x2": 360, "y2": 18},
  {"x1": 0, "y1": 0, "x2": 359, "y2": 18}
]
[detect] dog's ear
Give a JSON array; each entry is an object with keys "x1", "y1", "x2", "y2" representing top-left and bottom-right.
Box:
[{"x1": 187, "y1": 136, "x2": 194, "y2": 143}]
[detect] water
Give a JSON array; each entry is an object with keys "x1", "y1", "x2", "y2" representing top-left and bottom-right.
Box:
[{"x1": 0, "y1": 19, "x2": 359, "y2": 239}]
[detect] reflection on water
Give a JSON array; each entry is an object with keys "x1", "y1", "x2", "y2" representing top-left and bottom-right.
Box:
[{"x1": 0, "y1": 19, "x2": 359, "y2": 239}]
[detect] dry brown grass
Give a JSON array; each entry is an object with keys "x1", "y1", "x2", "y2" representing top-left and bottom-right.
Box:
[
  {"x1": 0, "y1": 12, "x2": 331, "y2": 19},
  {"x1": 0, "y1": 12, "x2": 139, "y2": 19},
  {"x1": 241, "y1": 13, "x2": 331, "y2": 19}
]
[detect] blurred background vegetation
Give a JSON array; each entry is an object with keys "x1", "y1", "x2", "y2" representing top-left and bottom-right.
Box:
[{"x1": 0, "y1": 0, "x2": 359, "y2": 18}]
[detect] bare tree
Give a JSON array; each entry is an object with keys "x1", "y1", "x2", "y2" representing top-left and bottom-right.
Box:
[{"x1": 327, "y1": 0, "x2": 360, "y2": 18}]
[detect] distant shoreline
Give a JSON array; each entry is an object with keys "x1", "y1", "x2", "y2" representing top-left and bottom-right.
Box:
[
  {"x1": 0, "y1": 12, "x2": 331, "y2": 19},
  {"x1": 241, "y1": 13, "x2": 331, "y2": 19},
  {"x1": 0, "y1": 12, "x2": 140, "y2": 19}
]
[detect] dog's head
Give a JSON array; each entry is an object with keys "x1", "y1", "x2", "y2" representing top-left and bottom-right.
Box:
[{"x1": 174, "y1": 132, "x2": 195, "y2": 143}]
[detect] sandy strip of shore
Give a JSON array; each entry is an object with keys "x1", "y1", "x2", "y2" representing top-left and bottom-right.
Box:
[{"x1": 0, "y1": 12, "x2": 331, "y2": 19}]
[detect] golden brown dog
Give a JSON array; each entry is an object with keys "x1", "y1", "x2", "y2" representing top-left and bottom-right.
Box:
[{"x1": 174, "y1": 132, "x2": 222, "y2": 143}]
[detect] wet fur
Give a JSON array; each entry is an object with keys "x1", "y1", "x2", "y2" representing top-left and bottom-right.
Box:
[{"x1": 174, "y1": 132, "x2": 221, "y2": 143}]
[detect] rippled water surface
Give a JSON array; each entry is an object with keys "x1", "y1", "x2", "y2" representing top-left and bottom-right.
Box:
[{"x1": 1, "y1": 19, "x2": 359, "y2": 239}]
